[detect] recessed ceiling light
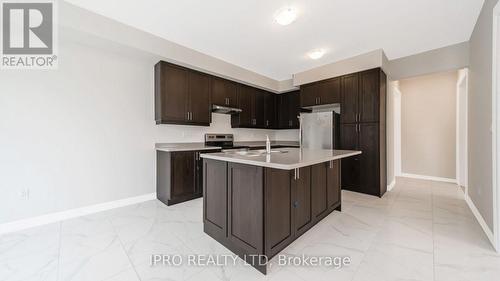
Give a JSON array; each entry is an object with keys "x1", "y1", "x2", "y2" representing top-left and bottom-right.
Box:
[
  {"x1": 308, "y1": 49, "x2": 326, "y2": 60},
  {"x1": 274, "y1": 7, "x2": 297, "y2": 26}
]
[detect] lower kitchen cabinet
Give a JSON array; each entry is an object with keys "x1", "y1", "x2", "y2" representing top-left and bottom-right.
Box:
[
  {"x1": 157, "y1": 149, "x2": 219, "y2": 206},
  {"x1": 293, "y1": 166, "x2": 313, "y2": 237},
  {"x1": 340, "y1": 122, "x2": 385, "y2": 197},
  {"x1": 203, "y1": 159, "x2": 342, "y2": 272}
]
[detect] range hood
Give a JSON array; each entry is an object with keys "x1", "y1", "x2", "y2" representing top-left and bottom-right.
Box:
[{"x1": 212, "y1": 105, "x2": 242, "y2": 114}]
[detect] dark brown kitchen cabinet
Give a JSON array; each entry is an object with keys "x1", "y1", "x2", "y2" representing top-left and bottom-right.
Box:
[
  {"x1": 359, "y1": 69, "x2": 381, "y2": 123},
  {"x1": 341, "y1": 123, "x2": 383, "y2": 196},
  {"x1": 233, "y1": 85, "x2": 254, "y2": 127},
  {"x1": 155, "y1": 62, "x2": 188, "y2": 124},
  {"x1": 157, "y1": 149, "x2": 219, "y2": 206},
  {"x1": 264, "y1": 92, "x2": 276, "y2": 128},
  {"x1": 264, "y1": 168, "x2": 294, "y2": 257},
  {"x1": 203, "y1": 159, "x2": 227, "y2": 241},
  {"x1": 311, "y1": 163, "x2": 328, "y2": 221},
  {"x1": 326, "y1": 160, "x2": 341, "y2": 210},
  {"x1": 277, "y1": 91, "x2": 300, "y2": 129},
  {"x1": 358, "y1": 123, "x2": 385, "y2": 196},
  {"x1": 203, "y1": 160, "x2": 342, "y2": 273},
  {"x1": 231, "y1": 86, "x2": 268, "y2": 128},
  {"x1": 300, "y1": 77, "x2": 341, "y2": 107},
  {"x1": 340, "y1": 73, "x2": 359, "y2": 124},
  {"x1": 292, "y1": 166, "x2": 312, "y2": 237},
  {"x1": 341, "y1": 68, "x2": 385, "y2": 124},
  {"x1": 340, "y1": 123, "x2": 361, "y2": 190},
  {"x1": 154, "y1": 61, "x2": 211, "y2": 126},
  {"x1": 300, "y1": 83, "x2": 319, "y2": 107},
  {"x1": 188, "y1": 71, "x2": 211, "y2": 124},
  {"x1": 339, "y1": 68, "x2": 386, "y2": 197},
  {"x1": 211, "y1": 77, "x2": 238, "y2": 108},
  {"x1": 227, "y1": 163, "x2": 264, "y2": 255},
  {"x1": 254, "y1": 90, "x2": 265, "y2": 127}
]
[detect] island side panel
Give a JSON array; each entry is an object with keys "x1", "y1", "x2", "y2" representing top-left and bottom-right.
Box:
[
  {"x1": 293, "y1": 166, "x2": 313, "y2": 237},
  {"x1": 227, "y1": 162, "x2": 264, "y2": 255},
  {"x1": 311, "y1": 163, "x2": 328, "y2": 222},
  {"x1": 327, "y1": 160, "x2": 342, "y2": 211},
  {"x1": 264, "y1": 168, "x2": 294, "y2": 258},
  {"x1": 203, "y1": 159, "x2": 228, "y2": 242}
]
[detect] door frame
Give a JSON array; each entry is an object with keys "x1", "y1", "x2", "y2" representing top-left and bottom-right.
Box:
[
  {"x1": 456, "y1": 69, "x2": 468, "y2": 191},
  {"x1": 493, "y1": 1, "x2": 500, "y2": 252}
]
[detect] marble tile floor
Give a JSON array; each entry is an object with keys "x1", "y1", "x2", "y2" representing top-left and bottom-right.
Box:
[{"x1": 1, "y1": 177, "x2": 499, "y2": 281}]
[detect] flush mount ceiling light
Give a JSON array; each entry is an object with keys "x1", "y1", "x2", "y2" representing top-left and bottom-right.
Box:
[
  {"x1": 274, "y1": 7, "x2": 297, "y2": 26},
  {"x1": 308, "y1": 49, "x2": 326, "y2": 60}
]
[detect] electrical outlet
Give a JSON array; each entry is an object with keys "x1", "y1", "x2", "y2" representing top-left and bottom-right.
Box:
[{"x1": 19, "y1": 188, "x2": 30, "y2": 200}]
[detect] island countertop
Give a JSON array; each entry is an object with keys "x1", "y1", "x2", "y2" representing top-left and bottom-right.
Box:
[{"x1": 200, "y1": 148, "x2": 361, "y2": 170}]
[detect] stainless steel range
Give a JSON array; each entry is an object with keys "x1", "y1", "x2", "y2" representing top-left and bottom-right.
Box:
[{"x1": 204, "y1": 134, "x2": 249, "y2": 152}]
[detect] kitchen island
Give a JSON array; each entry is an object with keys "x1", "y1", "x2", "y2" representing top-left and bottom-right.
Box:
[{"x1": 200, "y1": 148, "x2": 361, "y2": 274}]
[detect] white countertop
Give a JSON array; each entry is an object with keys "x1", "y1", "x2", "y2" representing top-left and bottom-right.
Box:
[
  {"x1": 155, "y1": 143, "x2": 221, "y2": 152},
  {"x1": 155, "y1": 141, "x2": 299, "y2": 152},
  {"x1": 200, "y1": 148, "x2": 362, "y2": 170}
]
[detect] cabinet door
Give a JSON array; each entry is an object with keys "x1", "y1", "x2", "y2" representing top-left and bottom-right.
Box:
[
  {"x1": 327, "y1": 160, "x2": 341, "y2": 210},
  {"x1": 340, "y1": 124, "x2": 360, "y2": 190},
  {"x1": 235, "y1": 85, "x2": 253, "y2": 127},
  {"x1": 227, "y1": 163, "x2": 264, "y2": 254},
  {"x1": 340, "y1": 74, "x2": 359, "y2": 124},
  {"x1": 359, "y1": 69, "x2": 380, "y2": 123},
  {"x1": 265, "y1": 168, "x2": 294, "y2": 257},
  {"x1": 188, "y1": 71, "x2": 211, "y2": 124},
  {"x1": 253, "y1": 90, "x2": 265, "y2": 127},
  {"x1": 211, "y1": 77, "x2": 238, "y2": 107},
  {"x1": 155, "y1": 63, "x2": 188, "y2": 123},
  {"x1": 318, "y1": 77, "x2": 341, "y2": 105},
  {"x1": 264, "y1": 92, "x2": 276, "y2": 128},
  {"x1": 289, "y1": 91, "x2": 300, "y2": 128},
  {"x1": 203, "y1": 159, "x2": 228, "y2": 240},
  {"x1": 171, "y1": 151, "x2": 195, "y2": 197},
  {"x1": 300, "y1": 83, "x2": 319, "y2": 107},
  {"x1": 277, "y1": 94, "x2": 290, "y2": 129},
  {"x1": 311, "y1": 163, "x2": 328, "y2": 221},
  {"x1": 358, "y1": 123, "x2": 380, "y2": 196},
  {"x1": 292, "y1": 166, "x2": 312, "y2": 236}
]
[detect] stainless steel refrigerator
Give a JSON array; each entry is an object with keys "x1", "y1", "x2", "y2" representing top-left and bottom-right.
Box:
[{"x1": 299, "y1": 111, "x2": 340, "y2": 149}]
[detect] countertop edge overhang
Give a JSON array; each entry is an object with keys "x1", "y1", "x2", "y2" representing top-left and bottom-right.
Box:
[{"x1": 200, "y1": 148, "x2": 362, "y2": 170}]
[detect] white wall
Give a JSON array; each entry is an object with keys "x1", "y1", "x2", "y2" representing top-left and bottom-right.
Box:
[
  {"x1": 399, "y1": 71, "x2": 458, "y2": 180},
  {"x1": 468, "y1": 0, "x2": 499, "y2": 232},
  {"x1": 388, "y1": 42, "x2": 469, "y2": 80},
  {"x1": 0, "y1": 35, "x2": 276, "y2": 224}
]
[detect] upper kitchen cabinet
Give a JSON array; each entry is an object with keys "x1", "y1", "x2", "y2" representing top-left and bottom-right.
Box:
[
  {"x1": 277, "y1": 91, "x2": 300, "y2": 129},
  {"x1": 341, "y1": 68, "x2": 386, "y2": 124},
  {"x1": 300, "y1": 77, "x2": 341, "y2": 107},
  {"x1": 154, "y1": 61, "x2": 211, "y2": 126},
  {"x1": 188, "y1": 71, "x2": 211, "y2": 124},
  {"x1": 359, "y1": 69, "x2": 385, "y2": 123},
  {"x1": 211, "y1": 77, "x2": 238, "y2": 108},
  {"x1": 232, "y1": 85, "x2": 269, "y2": 128},
  {"x1": 340, "y1": 73, "x2": 359, "y2": 124},
  {"x1": 263, "y1": 91, "x2": 276, "y2": 128},
  {"x1": 232, "y1": 84, "x2": 254, "y2": 127}
]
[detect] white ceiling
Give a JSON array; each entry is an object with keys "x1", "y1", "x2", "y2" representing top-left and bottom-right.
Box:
[{"x1": 65, "y1": 0, "x2": 484, "y2": 81}]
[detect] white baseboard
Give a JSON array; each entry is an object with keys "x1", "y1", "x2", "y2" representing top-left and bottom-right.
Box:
[
  {"x1": 464, "y1": 193, "x2": 497, "y2": 249},
  {"x1": 387, "y1": 180, "x2": 396, "y2": 191},
  {"x1": 400, "y1": 173, "x2": 457, "y2": 184},
  {"x1": 0, "y1": 193, "x2": 156, "y2": 235}
]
